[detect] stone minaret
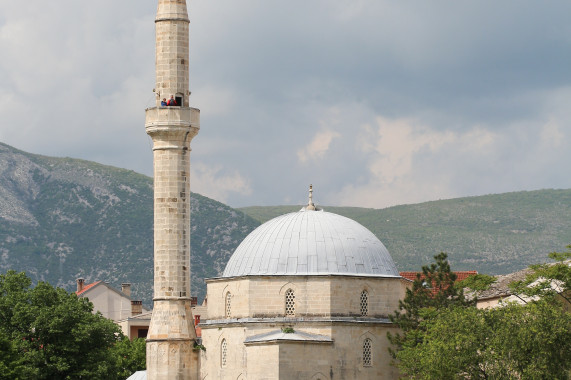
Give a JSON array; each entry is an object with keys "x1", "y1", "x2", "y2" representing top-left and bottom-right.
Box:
[{"x1": 145, "y1": 0, "x2": 200, "y2": 378}]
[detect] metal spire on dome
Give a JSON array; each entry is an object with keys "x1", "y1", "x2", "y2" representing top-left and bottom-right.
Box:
[{"x1": 305, "y1": 184, "x2": 317, "y2": 211}]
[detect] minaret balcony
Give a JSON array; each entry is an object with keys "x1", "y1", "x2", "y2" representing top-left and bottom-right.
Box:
[
  {"x1": 145, "y1": 106, "x2": 200, "y2": 143},
  {"x1": 145, "y1": 106, "x2": 200, "y2": 128}
]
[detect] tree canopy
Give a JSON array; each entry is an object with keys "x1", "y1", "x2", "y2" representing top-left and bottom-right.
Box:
[
  {"x1": 389, "y1": 251, "x2": 571, "y2": 379},
  {"x1": 388, "y1": 252, "x2": 474, "y2": 356},
  {"x1": 0, "y1": 270, "x2": 145, "y2": 380}
]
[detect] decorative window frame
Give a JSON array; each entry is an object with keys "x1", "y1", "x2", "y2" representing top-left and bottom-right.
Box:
[
  {"x1": 221, "y1": 338, "x2": 228, "y2": 368},
  {"x1": 284, "y1": 288, "x2": 295, "y2": 317},
  {"x1": 362, "y1": 338, "x2": 373, "y2": 367},
  {"x1": 360, "y1": 289, "x2": 369, "y2": 316},
  {"x1": 225, "y1": 292, "x2": 232, "y2": 318}
]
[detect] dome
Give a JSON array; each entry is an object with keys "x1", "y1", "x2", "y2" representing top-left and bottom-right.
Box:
[{"x1": 222, "y1": 209, "x2": 400, "y2": 278}]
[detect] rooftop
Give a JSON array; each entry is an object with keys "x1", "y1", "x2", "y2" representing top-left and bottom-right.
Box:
[{"x1": 223, "y1": 209, "x2": 400, "y2": 278}]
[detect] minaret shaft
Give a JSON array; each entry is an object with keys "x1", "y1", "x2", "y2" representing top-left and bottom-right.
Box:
[{"x1": 145, "y1": 1, "x2": 200, "y2": 379}]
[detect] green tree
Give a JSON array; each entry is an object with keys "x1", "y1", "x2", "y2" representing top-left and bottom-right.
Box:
[
  {"x1": 510, "y1": 246, "x2": 571, "y2": 306},
  {"x1": 0, "y1": 270, "x2": 145, "y2": 379},
  {"x1": 399, "y1": 300, "x2": 571, "y2": 379},
  {"x1": 112, "y1": 336, "x2": 147, "y2": 379},
  {"x1": 390, "y1": 249, "x2": 571, "y2": 379},
  {"x1": 388, "y1": 252, "x2": 474, "y2": 362}
]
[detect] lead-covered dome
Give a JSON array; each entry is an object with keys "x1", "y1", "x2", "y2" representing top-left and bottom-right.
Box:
[{"x1": 222, "y1": 208, "x2": 400, "y2": 278}]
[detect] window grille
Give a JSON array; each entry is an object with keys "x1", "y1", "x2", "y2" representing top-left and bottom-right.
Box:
[
  {"x1": 360, "y1": 290, "x2": 369, "y2": 316},
  {"x1": 225, "y1": 292, "x2": 232, "y2": 318},
  {"x1": 221, "y1": 339, "x2": 228, "y2": 368},
  {"x1": 285, "y1": 289, "x2": 295, "y2": 316},
  {"x1": 363, "y1": 338, "x2": 372, "y2": 367}
]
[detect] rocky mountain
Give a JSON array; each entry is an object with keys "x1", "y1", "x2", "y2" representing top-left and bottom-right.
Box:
[
  {"x1": 240, "y1": 189, "x2": 571, "y2": 276},
  {"x1": 2, "y1": 141, "x2": 570, "y2": 309},
  {"x1": 0, "y1": 142, "x2": 259, "y2": 306}
]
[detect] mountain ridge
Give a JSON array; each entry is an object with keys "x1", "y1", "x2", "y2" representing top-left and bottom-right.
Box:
[
  {"x1": 239, "y1": 188, "x2": 571, "y2": 275},
  {"x1": 0, "y1": 142, "x2": 260, "y2": 306},
  {"x1": 1, "y1": 141, "x2": 570, "y2": 308}
]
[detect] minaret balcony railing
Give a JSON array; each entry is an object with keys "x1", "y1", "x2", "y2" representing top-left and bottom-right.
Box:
[{"x1": 145, "y1": 106, "x2": 200, "y2": 129}]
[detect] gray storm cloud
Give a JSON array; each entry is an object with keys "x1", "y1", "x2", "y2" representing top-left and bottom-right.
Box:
[{"x1": 0, "y1": 0, "x2": 570, "y2": 207}]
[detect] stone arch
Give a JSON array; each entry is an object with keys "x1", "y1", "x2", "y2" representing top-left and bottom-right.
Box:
[
  {"x1": 360, "y1": 281, "x2": 373, "y2": 292},
  {"x1": 279, "y1": 281, "x2": 298, "y2": 295},
  {"x1": 221, "y1": 284, "x2": 231, "y2": 298},
  {"x1": 310, "y1": 372, "x2": 327, "y2": 380},
  {"x1": 359, "y1": 330, "x2": 376, "y2": 341}
]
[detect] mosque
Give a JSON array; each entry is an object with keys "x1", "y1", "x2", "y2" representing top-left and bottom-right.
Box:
[{"x1": 139, "y1": 1, "x2": 408, "y2": 379}]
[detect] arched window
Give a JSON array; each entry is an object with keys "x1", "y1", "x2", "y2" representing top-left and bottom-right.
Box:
[
  {"x1": 225, "y1": 292, "x2": 232, "y2": 318},
  {"x1": 360, "y1": 290, "x2": 369, "y2": 316},
  {"x1": 363, "y1": 338, "x2": 372, "y2": 367},
  {"x1": 285, "y1": 289, "x2": 295, "y2": 316},
  {"x1": 221, "y1": 339, "x2": 228, "y2": 368}
]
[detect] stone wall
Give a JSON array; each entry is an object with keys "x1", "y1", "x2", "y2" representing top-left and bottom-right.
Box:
[
  {"x1": 200, "y1": 323, "x2": 400, "y2": 379},
  {"x1": 206, "y1": 276, "x2": 407, "y2": 319}
]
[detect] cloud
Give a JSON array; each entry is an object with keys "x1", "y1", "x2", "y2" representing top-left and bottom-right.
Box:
[
  {"x1": 1, "y1": 1, "x2": 571, "y2": 208},
  {"x1": 191, "y1": 163, "x2": 252, "y2": 203},
  {"x1": 297, "y1": 129, "x2": 341, "y2": 163},
  {"x1": 334, "y1": 117, "x2": 499, "y2": 207}
]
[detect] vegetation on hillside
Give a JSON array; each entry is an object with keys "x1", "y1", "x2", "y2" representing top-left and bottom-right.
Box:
[
  {"x1": 2, "y1": 141, "x2": 571, "y2": 308},
  {"x1": 0, "y1": 142, "x2": 259, "y2": 306},
  {"x1": 240, "y1": 189, "x2": 571, "y2": 275}
]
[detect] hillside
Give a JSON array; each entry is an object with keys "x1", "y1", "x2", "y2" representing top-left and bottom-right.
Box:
[
  {"x1": 2, "y1": 141, "x2": 570, "y2": 308},
  {"x1": 0, "y1": 142, "x2": 260, "y2": 306},
  {"x1": 240, "y1": 190, "x2": 571, "y2": 275}
]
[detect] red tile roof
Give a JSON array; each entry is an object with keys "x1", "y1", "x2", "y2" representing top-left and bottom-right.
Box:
[
  {"x1": 400, "y1": 271, "x2": 478, "y2": 295},
  {"x1": 76, "y1": 281, "x2": 101, "y2": 296},
  {"x1": 400, "y1": 271, "x2": 478, "y2": 282}
]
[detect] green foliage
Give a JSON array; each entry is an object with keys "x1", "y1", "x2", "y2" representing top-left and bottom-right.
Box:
[
  {"x1": 388, "y1": 253, "x2": 474, "y2": 357},
  {"x1": 391, "y1": 251, "x2": 571, "y2": 379},
  {"x1": 398, "y1": 300, "x2": 571, "y2": 379},
  {"x1": 457, "y1": 273, "x2": 496, "y2": 291},
  {"x1": 0, "y1": 270, "x2": 145, "y2": 380},
  {"x1": 111, "y1": 337, "x2": 147, "y2": 379},
  {"x1": 510, "y1": 245, "x2": 571, "y2": 306},
  {"x1": 281, "y1": 327, "x2": 295, "y2": 334},
  {"x1": 193, "y1": 343, "x2": 206, "y2": 351}
]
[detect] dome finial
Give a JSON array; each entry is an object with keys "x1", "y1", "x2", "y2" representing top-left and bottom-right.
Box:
[{"x1": 306, "y1": 184, "x2": 316, "y2": 211}]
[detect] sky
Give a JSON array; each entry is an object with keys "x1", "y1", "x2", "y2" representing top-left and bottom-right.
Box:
[{"x1": 1, "y1": 1, "x2": 570, "y2": 208}]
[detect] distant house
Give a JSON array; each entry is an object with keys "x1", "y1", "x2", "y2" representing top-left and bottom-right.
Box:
[
  {"x1": 474, "y1": 268, "x2": 532, "y2": 308},
  {"x1": 75, "y1": 278, "x2": 150, "y2": 339},
  {"x1": 475, "y1": 265, "x2": 570, "y2": 312},
  {"x1": 118, "y1": 311, "x2": 152, "y2": 340}
]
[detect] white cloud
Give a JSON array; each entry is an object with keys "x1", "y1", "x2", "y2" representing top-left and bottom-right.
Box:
[
  {"x1": 297, "y1": 130, "x2": 341, "y2": 163},
  {"x1": 191, "y1": 163, "x2": 252, "y2": 203},
  {"x1": 334, "y1": 116, "x2": 499, "y2": 208}
]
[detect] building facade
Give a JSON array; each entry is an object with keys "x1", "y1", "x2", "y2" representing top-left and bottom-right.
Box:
[
  {"x1": 198, "y1": 201, "x2": 408, "y2": 379},
  {"x1": 141, "y1": 1, "x2": 407, "y2": 378}
]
